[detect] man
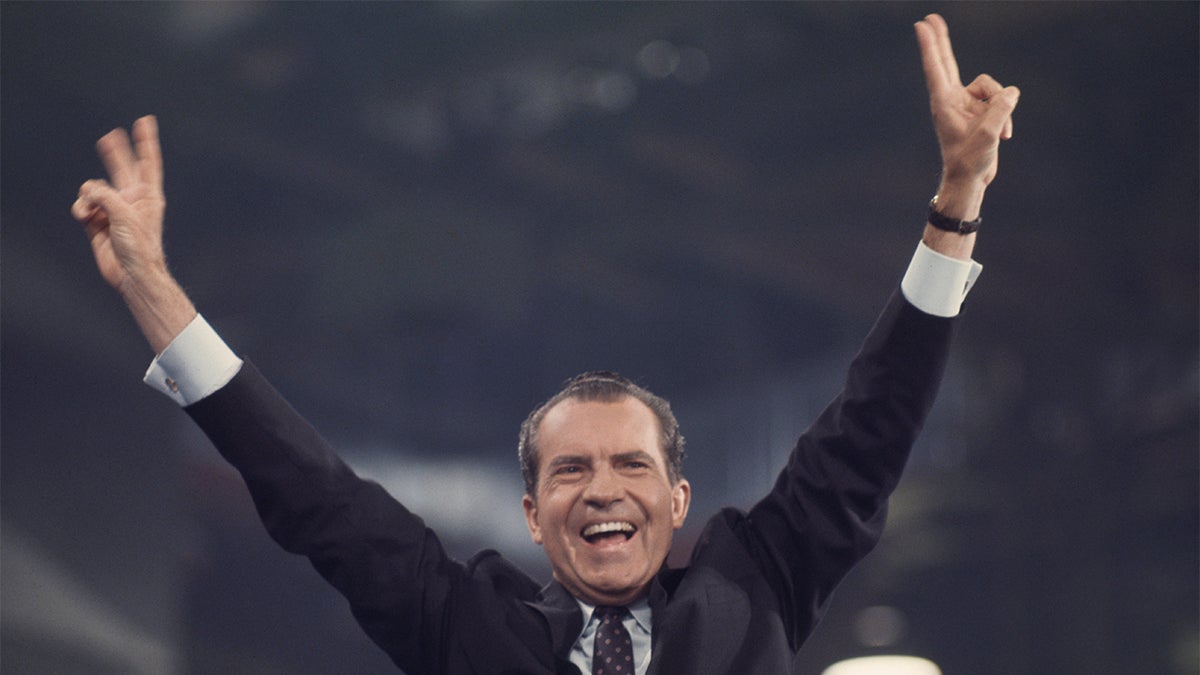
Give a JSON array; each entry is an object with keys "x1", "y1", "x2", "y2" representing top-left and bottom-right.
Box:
[{"x1": 72, "y1": 14, "x2": 1018, "y2": 674}]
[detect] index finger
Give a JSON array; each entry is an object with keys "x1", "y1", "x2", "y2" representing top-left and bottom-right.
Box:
[
  {"x1": 132, "y1": 115, "x2": 163, "y2": 191},
  {"x1": 96, "y1": 127, "x2": 138, "y2": 191},
  {"x1": 915, "y1": 14, "x2": 961, "y2": 99}
]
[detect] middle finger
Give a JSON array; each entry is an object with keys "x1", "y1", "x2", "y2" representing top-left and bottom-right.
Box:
[{"x1": 96, "y1": 127, "x2": 138, "y2": 191}]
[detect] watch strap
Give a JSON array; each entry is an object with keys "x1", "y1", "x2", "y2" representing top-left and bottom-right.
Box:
[{"x1": 927, "y1": 195, "x2": 981, "y2": 234}]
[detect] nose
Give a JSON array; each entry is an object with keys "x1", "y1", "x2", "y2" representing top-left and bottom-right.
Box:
[{"x1": 582, "y1": 466, "x2": 624, "y2": 508}]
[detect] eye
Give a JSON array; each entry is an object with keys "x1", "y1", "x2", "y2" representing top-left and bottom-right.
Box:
[
  {"x1": 554, "y1": 465, "x2": 582, "y2": 475},
  {"x1": 623, "y1": 460, "x2": 649, "y2": 470}
]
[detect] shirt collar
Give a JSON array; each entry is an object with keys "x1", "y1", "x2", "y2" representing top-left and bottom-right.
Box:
[{"x1": 574, "y1": 596, "x2": 652, "y2": 634}]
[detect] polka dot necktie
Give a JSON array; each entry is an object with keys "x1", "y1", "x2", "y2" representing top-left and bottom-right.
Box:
[{"x1": 592, "y1": 605, "x2": 633, "y2": 675}]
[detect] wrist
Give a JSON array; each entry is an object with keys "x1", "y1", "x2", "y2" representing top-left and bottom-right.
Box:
[
  {"x1": 121, "y1": 254, "x2": 170, "y2": 285},
  {"x1": 922, "y1": 225, "x2": 976, "y2": 261},
  {"x1": 924, "y1": 177, "x2": 985, "y2": 261},
  {"x1": 118, "y1": 265, "x2": 197, "y2": 354},
  {"x1": 933, "y1": 177, "x2": 987, "y2": 221}
]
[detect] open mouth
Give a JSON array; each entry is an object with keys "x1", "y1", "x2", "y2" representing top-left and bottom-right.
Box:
[{"x1": 581, "y1": 521, "x2": 637, "y2": 544}]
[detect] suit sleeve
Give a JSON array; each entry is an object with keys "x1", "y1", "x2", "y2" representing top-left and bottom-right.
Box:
[
  {"x1": 184, "y1": 360, "x2": 463, "y2": 673},
  {"x1": 742, "y1": 288, "x2": 956, "y2": 647}
]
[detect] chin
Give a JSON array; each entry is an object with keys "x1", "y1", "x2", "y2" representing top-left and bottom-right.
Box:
[{"x1": 579, "y1": 573, "x2": 650, "y2": 602}]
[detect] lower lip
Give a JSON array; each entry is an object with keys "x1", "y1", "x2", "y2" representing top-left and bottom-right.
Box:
[{"x1": 584, "y1": 533, "x2": 635, "y2": 549}]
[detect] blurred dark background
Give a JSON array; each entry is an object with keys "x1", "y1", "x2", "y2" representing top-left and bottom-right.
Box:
[{"x1": 2, "y1": 2, "x2": 1196, "y2": 674}]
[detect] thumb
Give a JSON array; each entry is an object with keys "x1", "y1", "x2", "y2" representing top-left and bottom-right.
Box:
[{"x1": 72, "y1": 179, "x2": 107, "y2": 222}]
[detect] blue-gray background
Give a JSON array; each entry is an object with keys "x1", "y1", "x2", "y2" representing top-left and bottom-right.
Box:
[{"x1": 2, "y1": 2, "x2": 1196, "y2": 673}]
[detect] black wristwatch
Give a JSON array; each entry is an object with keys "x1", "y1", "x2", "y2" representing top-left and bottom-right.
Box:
[{"x1": 927, "y1": 195, "x2": 981, "y2": 234}]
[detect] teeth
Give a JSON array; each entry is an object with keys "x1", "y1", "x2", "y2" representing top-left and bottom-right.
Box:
[{"x1": 582, "y1": 522, "x2": 636, "y2": 538}]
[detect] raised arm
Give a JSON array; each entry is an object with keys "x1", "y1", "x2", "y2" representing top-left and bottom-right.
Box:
[
  {"x1": 914, "y1": 14, "x2": 1020, "y2": 260},
  {"x1": 71, "y1": 115, "x2": 195, "y2": 353}
]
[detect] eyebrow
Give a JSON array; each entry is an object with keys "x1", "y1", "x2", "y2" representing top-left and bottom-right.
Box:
[
  {"x1": 611, "y1": 450, "x2": 659, "y2": 466},
  {"x1": 544, "y1": 450, "x2": 659, "y2": 471},
  {"x1": 546, "y1": 455, "x2": 591, "y2": 471}
]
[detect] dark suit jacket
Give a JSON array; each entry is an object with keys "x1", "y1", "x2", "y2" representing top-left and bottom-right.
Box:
[{"x1": 185, "y1": 289, "x2": 956, "y2": 674}]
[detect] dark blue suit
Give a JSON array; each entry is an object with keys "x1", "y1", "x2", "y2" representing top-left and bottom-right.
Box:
[{"x1": 186, "y1": 289, "x2": 955, "y2": 674}]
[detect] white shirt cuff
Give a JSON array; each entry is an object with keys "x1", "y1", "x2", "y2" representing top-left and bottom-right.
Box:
[
  {"x1": 900, "y1": 241, "x2": 983, "y2": 318},
  {"x1": 143, "y1": 314, "x2": 243, "y2": 406}
]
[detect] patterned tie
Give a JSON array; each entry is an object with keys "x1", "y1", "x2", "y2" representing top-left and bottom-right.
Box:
[{"x1": 592, "y1": 605, "x2": 633, "y2": 675}]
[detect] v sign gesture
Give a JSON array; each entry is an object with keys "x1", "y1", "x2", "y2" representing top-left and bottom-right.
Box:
[
  {"x1": 72, "y1": 115, "x2": 196, "y2": 353},
  {"x1": 914, "y1": 14, "x2": 1020, "y2": 257}
]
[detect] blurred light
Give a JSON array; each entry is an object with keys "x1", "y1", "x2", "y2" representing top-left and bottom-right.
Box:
[
  {"x1": 852, "y1": 605, "x2": 908, "y2": 648},
  {"x1": 637, "y1": 40, "x2": 680, "y2": 79},
  {"x1": 564, "y1": 68, "x2": 636, "y2": 113},
  {"x1": 169, "y1": 2, "x2": 264, "y2": 45},
  {"x1": 1170, "y1": 627, "x2": 1199, "y2": 673},
  {"x1": 507, "y1": 72, "x2": 568, "y2": 138},
  {"x1": 821, "y1": 655, "x2": 942, "y2": 675},
  {"x1": 591, "y1": 72, "x2": 637, "y2": 112},
  {"x1": 1, "y1": 528, "x2": 178, "y2": 673},
  {"x1": 345, "y1": 449, "x2": 534, "y2": 556},
  {"x1": 236, "y1": 45, "x2": 304, "y2": 90},
  {"x1": 637, "y1": 40, "x2": 710, "y2": 86},
  {"x1": 364, "y1": 98, "x2": 452, "y2": 157},
  {"x1": 562, "y1": 68, "x2": 599, "y2": 103}
]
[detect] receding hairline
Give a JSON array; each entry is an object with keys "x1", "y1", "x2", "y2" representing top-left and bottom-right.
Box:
[
  {"x1": 518, "y1": 371, "x2": 687, "y2": 497},
  {"x1": 532, "y1": 395, "x2": 669, "y2": 462}
]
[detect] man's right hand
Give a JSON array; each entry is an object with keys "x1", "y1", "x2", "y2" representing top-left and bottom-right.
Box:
[
  {"x1": 913, "y1": 14, "x2": 1021, "y2": 261},
  {"x1": 72, "y1": 115, "x2": 196, "y2": 354}
]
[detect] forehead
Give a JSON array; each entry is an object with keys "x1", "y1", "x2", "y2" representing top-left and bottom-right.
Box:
[{"x1": 536, "y1": 396, "x2": 662, "y2": 460}]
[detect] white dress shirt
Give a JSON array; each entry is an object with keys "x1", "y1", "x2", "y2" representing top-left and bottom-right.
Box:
[{"x1": 570, "y1": 597, "x2": 653, "y2": 675}]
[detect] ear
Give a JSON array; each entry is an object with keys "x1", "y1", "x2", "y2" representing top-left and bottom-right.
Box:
[
  {"x1": 522, "y1": 494, "x2": 544, "y2": 545},
  {"x1": 670, "y1": 479, "x2": 691, "y2": 530}
]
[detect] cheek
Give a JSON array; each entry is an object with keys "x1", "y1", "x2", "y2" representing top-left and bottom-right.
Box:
[{"x1": 537, "y1": 494, "x2": 572, "y2": 533}]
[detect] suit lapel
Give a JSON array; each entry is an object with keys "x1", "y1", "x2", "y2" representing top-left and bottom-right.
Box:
[{"x1": 526, "y1": 580, "x2": 585, "y2": 662}]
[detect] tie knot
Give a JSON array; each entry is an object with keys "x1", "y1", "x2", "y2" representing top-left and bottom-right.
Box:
[{"x1": 595, "y1": 605, "x2": 627, "y2": 621}]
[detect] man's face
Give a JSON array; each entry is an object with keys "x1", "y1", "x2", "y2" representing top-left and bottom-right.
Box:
[{"x1": 522, "y1": 396, "x2": 690, "y2": 606}]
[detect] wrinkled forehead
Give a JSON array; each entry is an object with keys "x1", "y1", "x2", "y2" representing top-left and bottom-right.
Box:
[{"x1": 535, "y1": 395, "x2": 666, "y2": 462}]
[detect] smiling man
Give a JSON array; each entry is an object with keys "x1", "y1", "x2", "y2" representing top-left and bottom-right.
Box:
[
  {"x1": 72, "y1": 14, "x2": 1017, "y2": 674},
  {"x1": 521, "y1": 379, "x2": 691, "y2": 609}
]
